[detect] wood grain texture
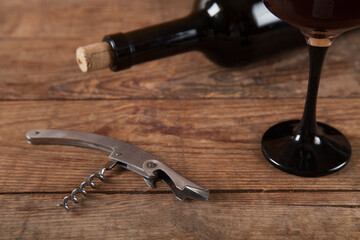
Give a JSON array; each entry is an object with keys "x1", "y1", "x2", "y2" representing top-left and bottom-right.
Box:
[
  {"x1": 1, "y1": 33, "x2": 360, "y2": 100},
  {"x1": 1, "y1": 193, "x2": 359, "y2": 240},
  {"x1": 1, "y1": 0, "x2": 360, "y2": 239},
  {"x1": 0, "y1": 100, "x2": 359, "y2": 193},
  {"x1": 0, "y1": 0, "x2": 193, "y2": 38}
]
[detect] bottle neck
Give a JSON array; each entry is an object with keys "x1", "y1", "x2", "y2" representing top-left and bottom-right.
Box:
[{"x1": 103, "y1": 12, "x2": 207, "y2": 71}]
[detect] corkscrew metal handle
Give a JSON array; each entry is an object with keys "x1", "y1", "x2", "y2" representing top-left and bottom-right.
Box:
[{"x1": 26, "y1": 129, "x2": 209, "y2": 209}]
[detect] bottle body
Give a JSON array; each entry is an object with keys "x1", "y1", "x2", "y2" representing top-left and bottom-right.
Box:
[{"x1": 103, "y1": 0, "x2": 304, "y2": 71}]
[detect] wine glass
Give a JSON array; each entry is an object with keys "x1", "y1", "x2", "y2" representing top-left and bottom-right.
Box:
[{"x1": 261, "y1": 0, "x2": 360, "y2": 177}]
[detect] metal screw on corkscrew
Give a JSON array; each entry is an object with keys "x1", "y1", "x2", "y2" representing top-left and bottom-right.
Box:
[
  {"x1": 26, "y1": 129, "x2": 209, "y2": 210},
  {"x1": 57, "y1": 160, "x2": 117, "y2": 210}
]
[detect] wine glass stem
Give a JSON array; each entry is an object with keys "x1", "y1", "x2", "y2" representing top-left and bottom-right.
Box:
[{"x1": 298, "y1": 45, "x2": 328, "y2": 140}]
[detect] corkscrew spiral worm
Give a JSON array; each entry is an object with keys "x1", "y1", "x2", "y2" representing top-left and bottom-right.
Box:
[{"x1": 57, "y1": 167, "x2": 108, "y2": 210}]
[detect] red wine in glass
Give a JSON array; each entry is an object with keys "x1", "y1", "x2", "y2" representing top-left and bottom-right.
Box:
[
  {"x1": 261, "y1": 0, "x2": 360, "y2": 177},
  {"x1": 264, "y1": 0, "x2": 360, "y2": 39}
]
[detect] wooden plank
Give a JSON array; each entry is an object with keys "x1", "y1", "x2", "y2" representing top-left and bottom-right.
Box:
[
  {"x1": 0, "y1": 0, "x2": 193, "y2": 38},
  {"x1": 1, "y1": 33, "x2": 360, "y2": 100},
  {"x1": 0, "y1": 99, "x2": 359, "y2": 192},
  {"x1": 0, "y1": 192, "x2": 359, "y2": 239}
]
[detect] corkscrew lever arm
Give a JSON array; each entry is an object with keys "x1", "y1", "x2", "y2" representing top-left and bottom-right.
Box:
[{"x1": 26, "y1": 129, "x2": 209, "y2": 201}]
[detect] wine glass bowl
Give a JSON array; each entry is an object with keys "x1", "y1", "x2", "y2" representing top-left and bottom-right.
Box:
[
  {"x1": 261, "y1": 0, "x2": 360, "y2": 176},
  {"x1": 263, "y1": 0, "x2": 360, "y2": 45}
]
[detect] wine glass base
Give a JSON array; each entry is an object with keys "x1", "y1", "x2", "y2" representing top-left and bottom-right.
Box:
[{"x1": 261, "y1": 120, "x2": 351, "y2": 177}]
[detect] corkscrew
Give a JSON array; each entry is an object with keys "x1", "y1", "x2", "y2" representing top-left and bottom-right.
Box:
[
  {"x1": 56, "y1": 160, "x2": 117, "y2": 210},
  {"x1": 26, "y1": 129, "x2": 209, "y2": 210}
]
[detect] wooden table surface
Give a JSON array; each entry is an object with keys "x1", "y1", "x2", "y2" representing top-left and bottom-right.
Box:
[{"x1": 1, "y1": 0, "x2": 359, "y2": 239}]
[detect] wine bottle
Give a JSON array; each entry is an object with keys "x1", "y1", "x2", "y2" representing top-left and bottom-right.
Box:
[{"x1": 76, "y1": 0, "x2": 304, "y2": 72}]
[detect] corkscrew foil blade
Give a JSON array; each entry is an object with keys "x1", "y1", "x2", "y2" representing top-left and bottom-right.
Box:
[{"x1": 26, "y1": 129, "x2": 209, "y2": 204}]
